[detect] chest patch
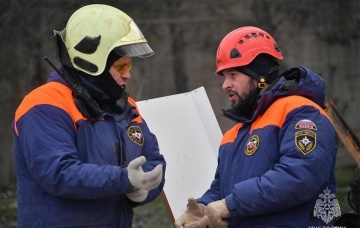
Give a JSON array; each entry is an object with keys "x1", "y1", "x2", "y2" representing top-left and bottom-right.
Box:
[
  {"x1": 295, "y1": 130, "x2": 316, "y2": 155},
  {"x1": 244, "y1": 135, "x2": 260, "y2": 156},
  {"x1": 127, "y1": 126, "x2": 144, "y2": 146}
]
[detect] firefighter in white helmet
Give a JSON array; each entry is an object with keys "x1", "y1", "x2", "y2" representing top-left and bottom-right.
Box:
[{"x1": 13, "y1": 4, "x2": 166, "y2": 227}]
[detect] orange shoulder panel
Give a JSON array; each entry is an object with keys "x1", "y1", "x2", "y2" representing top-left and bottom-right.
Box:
[
  {"x1": 14, "y1": 82, "x2": 86, "y2": 135},
  {"x1": 250, "y1": 95, "x2": 329, "y2": 133},
  {"x1": 221, "y1": 123, "x2": 243, "y2": 145},
  {"x1": 128, "y1": 97, "x2": 143, "y2": 124},
  {"x1": 220, "y1": 96, "x2": 329, "y2": 144}
]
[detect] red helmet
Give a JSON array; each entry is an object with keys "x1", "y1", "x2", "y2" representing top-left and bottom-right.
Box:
[{"x1": 215, "y1": 26, "x2": 283, "y2": 76}]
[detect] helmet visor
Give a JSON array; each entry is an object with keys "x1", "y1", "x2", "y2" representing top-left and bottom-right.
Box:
[{"x1": 114, "y1": 43, "x2": 154, "y2": 58}]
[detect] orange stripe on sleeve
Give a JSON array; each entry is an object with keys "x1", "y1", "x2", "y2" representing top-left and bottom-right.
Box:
[{"x1": 14, "y1": 82, "x2": 86, "y2": 135}]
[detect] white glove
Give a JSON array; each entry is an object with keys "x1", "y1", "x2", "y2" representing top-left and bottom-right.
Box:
[
  {"x1": 126, "y1": 189, "x2": 148, "y2": 202},
  {"x1": 128, "y1": 156, "x2": 163, "y2": 191}
]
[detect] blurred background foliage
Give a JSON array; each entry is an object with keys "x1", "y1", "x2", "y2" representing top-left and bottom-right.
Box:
[{"x1": 0, "y1": 0, "x2": 359, "y2": 227}]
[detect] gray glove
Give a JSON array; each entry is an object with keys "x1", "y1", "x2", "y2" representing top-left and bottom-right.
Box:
[
  {"x1": 126, "y1": 189, "x2": 148, "y2": 202},
  {"x1": 128, "y1": 156, "x2": 163, "y2": 191}
]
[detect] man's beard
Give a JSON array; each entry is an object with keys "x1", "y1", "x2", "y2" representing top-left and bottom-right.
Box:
[{"x1": 231, "y1": 82, "x2": 259, "y2": 119}]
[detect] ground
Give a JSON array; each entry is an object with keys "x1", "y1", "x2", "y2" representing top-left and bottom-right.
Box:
[
  {"x1": 0, "y1": 166, "x2": 358, "y2": 227},
  {"x1": 0, "y1": 194, "x2": 172, "y2": 228}
]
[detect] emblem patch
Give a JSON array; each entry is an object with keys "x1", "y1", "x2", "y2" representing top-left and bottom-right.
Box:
[
  {"x1": 127, "y1": 126, "x2": 144, "y2": 146},
  {"x1": 295, "y1": 119, "x2": 317, "y2": 130},
  {"x1": 295, "y1": 130, "x2": 316, "y2": 155},
  {"x1": 244, "y1": 135, "x2": 260, "y2": 156}
]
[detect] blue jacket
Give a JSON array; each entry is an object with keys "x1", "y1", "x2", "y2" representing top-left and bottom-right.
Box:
[
  {"x1": 13, "y1": 70, "x2": 166, "y2": 227},
  {"x1": 197, "y1": 66, "x2": 337, "y2": 227}
]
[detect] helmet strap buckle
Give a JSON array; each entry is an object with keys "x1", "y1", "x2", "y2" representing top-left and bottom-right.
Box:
[{"x1": 258, "y1": 76, "x2": 266, "y2": 88}]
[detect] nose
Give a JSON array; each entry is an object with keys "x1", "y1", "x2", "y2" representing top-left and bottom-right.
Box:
[
  {"x1": 121, "y1": 71, "x2": 131, "y2": 81},
  {"x1": 222, "y1": 76, "x2": 231, "y2": 90}
]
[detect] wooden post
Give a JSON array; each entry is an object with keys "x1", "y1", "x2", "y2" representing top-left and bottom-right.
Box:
[
  {"x1": 324, "y1": 100, "x2": 360, "y2": 168},
  {"x1": 161, "y1": 190, "x2": 175, "y2": 226}
]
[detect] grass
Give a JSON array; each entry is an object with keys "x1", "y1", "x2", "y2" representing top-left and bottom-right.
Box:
[
  {"x1": 133, "y1": 196, "x2": 173, "y2": 228},
  {"x1": 0, "y1": 198, "x2": 17, "y2": 228},
  {"x1": 336, "y1": 165, "x2": 359, "y2": 213},
  {"x1": 0, "y1": 195, "x2": 173, "y2": 228}
]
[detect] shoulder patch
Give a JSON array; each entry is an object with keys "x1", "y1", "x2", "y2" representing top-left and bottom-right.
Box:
[
  {"x1": 295, "y1": 119, "x2": 317, "y2": 130},
  {"x1": 295, "y1": 130, "x2": 316, "y2": 155},
  {"x1": 127, "y1": 126, "x2": 144, "y2": 146},
  {"x1": 244, "y1": 135, "x2": 260, "y2": 156}
]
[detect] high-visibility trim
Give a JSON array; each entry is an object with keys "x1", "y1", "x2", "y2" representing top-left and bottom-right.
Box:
[
  {"x1": 220, "y1": 95, "x2": 329, "y2": 145},
  {"x1": 128, "y1": 97, "x2": 143, "y2": 124},
  {"x1": 14, "y1": 82, "x2": 86, "y2": 135},
  {"x1": 221, "y1": 123, "x2": 243, "y2": 145},
  {"x1": 250, "y1": 96, "x2": 329, "y2": 133}
]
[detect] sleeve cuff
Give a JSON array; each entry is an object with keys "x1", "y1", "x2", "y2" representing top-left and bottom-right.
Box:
[{"x1": 225, "y1": 194, "x2": 239, "y2": 217}]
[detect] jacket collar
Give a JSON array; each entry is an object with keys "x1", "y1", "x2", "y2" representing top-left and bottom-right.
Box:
[{"x1": 222, "y1": 66, "x2": 326, "y2": 123}]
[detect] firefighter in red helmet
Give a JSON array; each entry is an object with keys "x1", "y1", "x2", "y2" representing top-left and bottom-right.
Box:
[{"x1": 175, "y1": 26, "x2": 338, "y2": 227}]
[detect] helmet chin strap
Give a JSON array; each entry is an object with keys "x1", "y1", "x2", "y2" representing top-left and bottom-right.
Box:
[
  {"x1": 258, "y1": 76, "x2": 266, "y2": 88},
  {"x1": 235, "y1": 54, "x2": 281, "y2": 89}
]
